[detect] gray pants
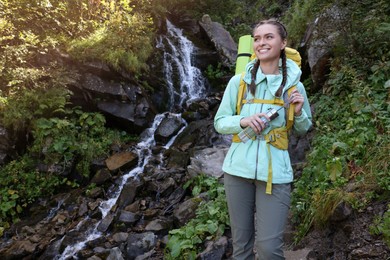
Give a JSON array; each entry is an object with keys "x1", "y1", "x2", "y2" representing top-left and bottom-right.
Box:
[{"x1": 224, "y1": 173, "x2": 291, "y2": 260}]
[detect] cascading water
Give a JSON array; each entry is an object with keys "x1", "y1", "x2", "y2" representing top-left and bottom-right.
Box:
[
  {"x1": 158, "y1": 20, "x2": 207, "y2": 111},
  {"x1": 57, "y1": 19, "x2": 207, "y2": 259}
]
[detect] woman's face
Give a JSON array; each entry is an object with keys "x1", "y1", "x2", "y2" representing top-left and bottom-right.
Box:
[{"x1": 253, "y1": 24, "x2": 287, "y2": 63}]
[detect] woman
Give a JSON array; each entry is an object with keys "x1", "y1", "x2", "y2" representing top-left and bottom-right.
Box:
[{"x1": 214, "y1": 20, "x2": 312, "y2": 259}]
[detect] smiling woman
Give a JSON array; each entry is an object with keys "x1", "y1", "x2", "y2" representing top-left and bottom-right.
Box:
[
  {"x1": 214, "y1": 19, "x2": 312, "y2": 259},
  {"x1": 253, "y1": 24, "x2": 287, "y2": 68}
]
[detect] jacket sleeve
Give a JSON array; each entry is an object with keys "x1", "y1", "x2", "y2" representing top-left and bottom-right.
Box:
[
  {"x1": 214, "y1": 75, "x2": 246, "y2": 135},
  {"x1": 293, "y1": 82, "x2": 312, "y2": 135}
]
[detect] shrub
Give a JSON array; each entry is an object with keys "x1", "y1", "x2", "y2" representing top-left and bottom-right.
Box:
[{"x1": 165, "y1": 174, "x2": 229, "y2": 259}]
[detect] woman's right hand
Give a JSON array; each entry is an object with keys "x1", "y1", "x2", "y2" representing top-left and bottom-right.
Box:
[{"x1": 240, "y1": 113, "x2": 270, "y2": 134}]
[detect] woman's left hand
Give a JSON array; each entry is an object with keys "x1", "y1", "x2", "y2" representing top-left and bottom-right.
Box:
[{"x1": 289, "y1": 89, "x2": 304, "y2": 116}]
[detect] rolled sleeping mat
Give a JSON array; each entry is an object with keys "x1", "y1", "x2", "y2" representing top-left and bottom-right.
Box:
[{"x1": 235, "y1": 35, "x2": 253, "y2": 75}]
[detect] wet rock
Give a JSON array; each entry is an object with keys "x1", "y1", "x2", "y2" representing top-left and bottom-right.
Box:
[
  {"x1": 87, "y1": 236, "x2": 108, "y2": 249},
  {"x1": 0, "y1": 240, "x2": 37, "y2": 259},
  {"x1": 112, "y1": 232, "x2": 129, "y2": 243},
  {"x1": 142, "y1": 208, "x2": 161, "y2": 220},
  {"x1": 105, "y1": 151, "x2": 139, "y2": 172},
  {"x1": 91, "y1": 168, "x2": 112, "y2": 185},
  {"x1": 87, "y1": 256, "x2": 102, "y2": 260},
  {"x1": 71, "y1": 71, "x2": 155, "y2": 133},
  {"x1": 126, "y1": 232, "x2": 157, "y2": 259},
  {"x1": 117, "y1": 210, "x2": 140, "y2": 225},
  {"x1": 88, "y1": 199, "x2": 102, "y2": 211},
  {"x1": 78, "y1": 248, "x2": 95, "y2": 259},
  {"x1": 87, "y1": 187, "x2": 104, "y2": 199},
  {"x1": 134, "y1": 248, "x2": 156, "y2": 260},
  {"x1": 173, "y1": 197, "x2": 203, "y2": 226},
  {"x1": 38, "y1": 238, "x2": 63, "y2": 260},
  {"x1": 183, "y1": 98, "x2": 213, "y2": 122},
  {"x1": 97, "y1": 213, "x2": 114, "y2": 232},
  {"x1": 147, "y1": 177, "x2": 176, "y2": 198},
  {"x1": 165, "y1": 148, "x2": 190, "y2": 168},
  {"x1": 171, "y1": 119, "x2": 224, "y2": 150},
  {"x1": 125, "y1": 200, "x2": 140, "y2": 213},
  {"x1": 144, "y1": 217, "x2": 173, "y2": 234},
  {"x1": 187, "y1": 146, "x2": 228, "y2": 178},
  {"x1": 154, "y1": 114, "x2": 184, "y2": 145},
  {"x1": 29, "y1": 234, "x2": 41, "y2": 243},
  {"x1": 92, "y1": 246, "x2": 109, "y2": 257},
  {"x1": 198, "y1": 236, "x2": 229, "y2": 260},
  {"x1": 117, "y1": 180, "x2": 141, "y2": 209},
  {"x1": 78, "y1": 199, "x2": 89, "y2": 216},
  {"x1": 107, "y1": 247, "x2": 124, "y2": 260}
]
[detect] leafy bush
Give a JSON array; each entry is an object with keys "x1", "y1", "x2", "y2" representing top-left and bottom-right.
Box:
[
  {"x1": 1, "y1": 85, "x2": 71, "y2": 133},
  {"x1": 31, "y1": 108, "x2": 133, "y2": 177},
  {"x1": 68, "y1": 12, "x2": 154, "y2": 74},
  {"x1": 0, "y1": 156, "x2": 66, "y2": 231},
  {"x1": 165, "y1": 174, "x2": 229, "y2": 259}
]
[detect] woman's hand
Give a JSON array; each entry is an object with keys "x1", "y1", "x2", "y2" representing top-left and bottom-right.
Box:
[
  {"x1": 289, "y1": 89, "x2": 304, "y2": 116},
  {"x1": 240, "y1": 113, "x2": 270, "y2": 134}
]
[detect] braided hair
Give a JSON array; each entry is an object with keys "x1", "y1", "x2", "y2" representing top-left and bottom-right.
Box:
[{"x1": 248, "y1": 20, "x2": 288, "y2": 97}]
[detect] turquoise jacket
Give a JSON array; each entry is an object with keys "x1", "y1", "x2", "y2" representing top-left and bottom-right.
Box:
[{"x1": 214, "y1": 58, "x2": 312, "y2": 184}]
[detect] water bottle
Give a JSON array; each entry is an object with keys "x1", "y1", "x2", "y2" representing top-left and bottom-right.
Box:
[{"x1": 237, "y1": 108, "x2": 279, "y2": 143}]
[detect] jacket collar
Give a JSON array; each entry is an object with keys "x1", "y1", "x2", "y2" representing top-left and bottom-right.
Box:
[{"x1": 243, "y1": 58, "x2": 300, "y2": 97}]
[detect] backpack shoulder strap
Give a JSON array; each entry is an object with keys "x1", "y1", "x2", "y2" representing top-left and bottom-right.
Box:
[
  {"x1": 236, "y1": 72, "x2": 246, "y2": 115},
  {"x1": 286, "y1": 86, "x2": 297, "y2": 130}
]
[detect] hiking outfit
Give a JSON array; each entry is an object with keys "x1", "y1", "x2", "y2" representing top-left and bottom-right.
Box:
[{"x1": 214, "y1": 58, "x2": 312, "y2": 259}]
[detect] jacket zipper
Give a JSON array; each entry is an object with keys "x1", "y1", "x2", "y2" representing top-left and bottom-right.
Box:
[{"x1": 254, "y1": 84, "x2": 267, "y2": 180}]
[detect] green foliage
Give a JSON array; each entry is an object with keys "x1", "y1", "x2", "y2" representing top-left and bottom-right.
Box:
[
  {"x1": 0, "y1": 107, "x2": 133, "y2": 230},
  {"x1": 0, "y1": 155, "x2": 67, "y2": 229},
  {"x1": 290, "y1": 0, "x2": 390, "y2": 244},
  {"x1": 204, "y1": 63, "x2": 231, "y2": 89},
  {"x1": 165, "y1": 174, "x2": 229, "y2": 259},
  {"x1": 370, "y1": 204, "x2": 390, "y2": 247},
  {"x1": 31, "y1": 108, "x2": 130, "y2": 177},
  {"x1": 0, "y1": 0, "x2": 159, "y2": 95},
  {"x1": 68, "y1": 12, "x2": 154, "y2": 74},
  {"x1": 1, "y1": 85, "x2": 71, "y2": 133},
  {"x1": 283, "y1": 0, "x2": 331, "y2": 47}
]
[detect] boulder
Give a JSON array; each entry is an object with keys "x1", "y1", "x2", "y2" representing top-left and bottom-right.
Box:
[
  {"x1": 198, "y1": 14, "x2": 237, "y2": 67},
  {"x1": 105, "y1": 151, "x2": 138, "y2": 172},
  {"x1": 125, "y1": 232, "x2": 157, "y2": 259},
  {"x1": 154, "y1": 114, "x2": 185, "y2": 145},
  {"x1": 187, "y1": 146, "x2": 229, "y2": 178},
  {"x1": 173, "y1": 197, "x2": 203, "y2": 226},
  {"x1": 304, "y1": 5, "x2": 346, "y2": 91}
]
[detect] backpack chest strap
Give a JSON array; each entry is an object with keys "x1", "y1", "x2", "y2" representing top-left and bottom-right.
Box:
[{"x1": 242, "y1": 98, "x2": 285, "y2": 106}]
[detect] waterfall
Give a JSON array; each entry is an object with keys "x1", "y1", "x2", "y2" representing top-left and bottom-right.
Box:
[
  {"x1": 159, "y1": 20, "x2": 207, "y2": 110},
  {"x1": 57, "y1": 19, "x2": 207, "y2": 259}
]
